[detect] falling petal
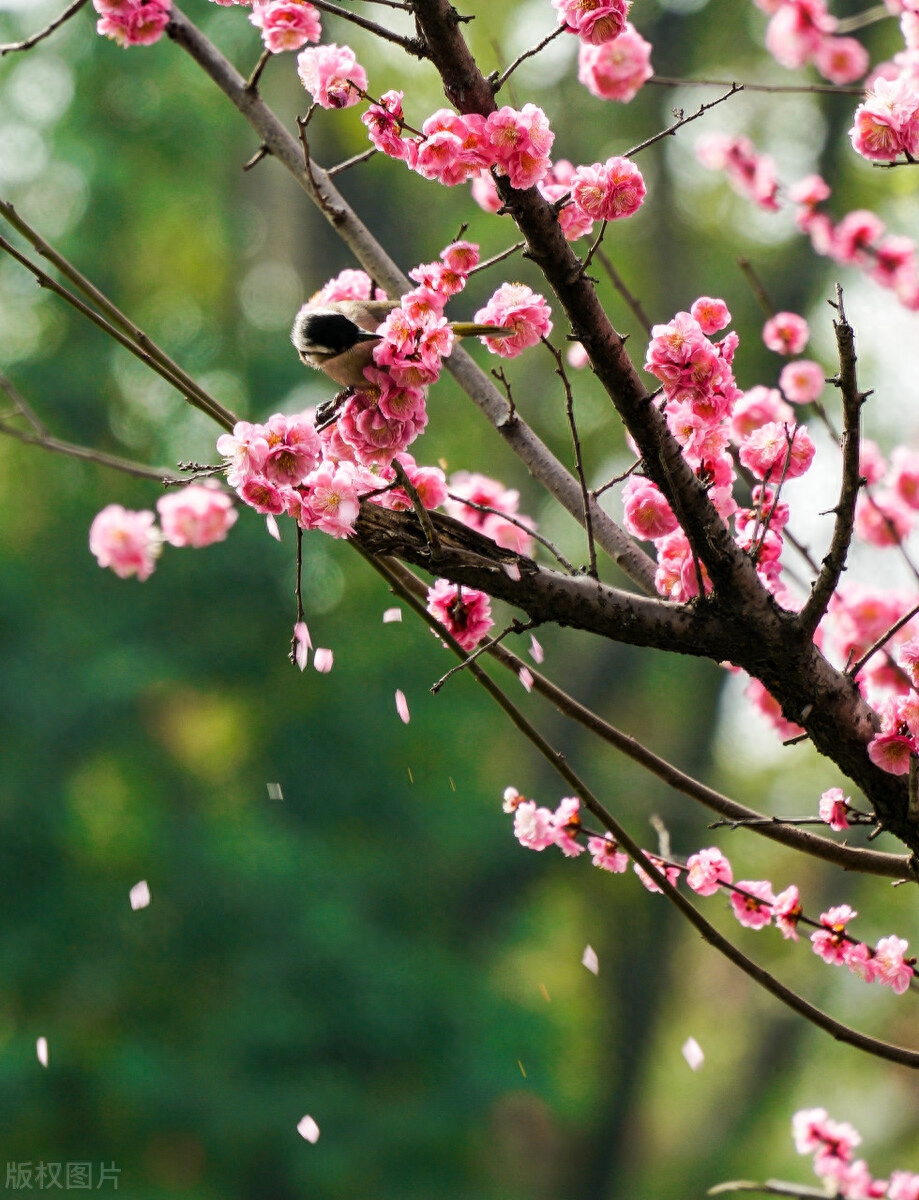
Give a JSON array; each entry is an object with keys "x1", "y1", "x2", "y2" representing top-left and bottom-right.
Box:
[
  {"x1": 528, "y1": 635, "x2": 544, "y2": 664},
  {"x1": 503, "y1": 561, "x2": 521, "y2": 580},
  {"x1": 129, "y1": 880, "x2": 151, "y2": 911},
  {"x1": 297, "y1": 1115, "x2": 320, "y2": 1143},
  {"x1": 36, "y1": 1037, "x2": 49, "y2": 1068},
  {"x1": 383, "y1": 608, "x2": 402, "y2": 623},
  {"x1": 395, "y1": 689, "x2": 411, "y2": 724},
  {"x1": 582, "y1": 944, "x2": 599, "y2": 975},
  {"x1": 293, "y1": 622, "x2": 311, "y2": 671},
  {"x1": 266, "y1": 514, "x2": 281, "y2": 541},
  {"x1": 518, "y1": 667, "x2": 534, "y2": 693},
  {"x1": 267, "y1": 782, "x2": 284, "y2": 801},
  {"x1": 313, "y1": 648, "x2": 334, "y2": 673},
  {"x1": 682, "y1": 1037, "x2": 704, "y2": 1070}
]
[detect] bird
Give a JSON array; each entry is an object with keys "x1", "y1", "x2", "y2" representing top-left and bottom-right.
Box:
[{"x1": 291, "y1": 299, "x2": 512, "y2": 390}]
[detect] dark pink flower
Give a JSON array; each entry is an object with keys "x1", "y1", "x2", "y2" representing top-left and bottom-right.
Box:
[
  {"x1": 474, "y1": 282, "x2": 552, "y2": 357},
  {"x1": 570, "y1": 156, "x2": 646, "y2": 221},
  {"x1": 426, "y1": 579, "x2": 494, "y2": 651},
  {"x1": 729, "y1": 880, "x2": 776, "y2": 929}
]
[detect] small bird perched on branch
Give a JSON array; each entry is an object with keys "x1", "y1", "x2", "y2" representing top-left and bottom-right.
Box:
[{"x1": 291, "y1": 299, "x2": 512, "y2": 389}]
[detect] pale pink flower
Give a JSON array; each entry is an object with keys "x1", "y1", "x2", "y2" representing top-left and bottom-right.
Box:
[
  {"x1": 470, "y1": 170, "x2": 502, "y2": 213},
  {"x1": 426, "y1": 579, "x2": 494, "y2": 651},
  {"x1": 293, "y1": 620, "x2": 311, "y2": 671},
  {"x1": 362, "y1": 90, "x2": 413, "y2": 162},
  {"x1": 238, "y1": 476, "x2": 287, "y2": 516},
  {"x1": 576, "y1": 24, "x2": 653, "y2": 102},
  {"x1": 474, "y1": 282, "x2": 552, "y2": 357},
  {"x1": 843, "y1": 940, "x2": 878, "y2": 983},
  {"x1": 899, "y1": 637, "x2": 919, "y2": 686},
  {"x1": 787, "y1": 173, "x2": 831, "y2": 208},
  {"x1": 811, "y1": 904, "x2": 857, "y2": 965},
  {"x1": 156, "y1": 484, "x2": 238, "y2": 548},
  {"x1": 552, "y1": 796, "x2": 586, "y2": 857},
  {"x1": 302, "y1": 462, "x2": 361, "y2": 537},
  {"x1": 729, "y1": 880, "x2": 776, "y2": 929},
  {"x1": 567, "y1": 342, "x2": 590, "y2": 368},
  {"x1": 774, "y1": 885, "x2": 802, "y2": 941},
  {"x1": 765, "y1": 0, "x2": 836, "y2": 70},
  {"x1": 309, "y1": 268, "x2": 379, "y2": 305},
  {"x1": 855, "y1": 490, "x2": 913, "y2": 547},
  {"x1": 696, "y1": 133, "x2": 780, "y2": 211},
  {"x1": 830, "y1": 1159, "x2": 887, "y2": 1199},
  {"x1": 313, "y1": 648, "x2": 334, "y2": 673},
  {"x1": 730, "y1": 386, "x2": 794, "y2": 441},
  {"x1": 873, "y1": 934, "x2": 914, "y2": 993},
  {"x1": 514, "y1": 800, "x2": 556, "y2": 850},
  {"x1": 95, "y1": 0, "x2": 171, "y2": 46},
  {"x1": 850, "y1": 75, "x2": 919, "y2": 162},
  {"x1": 685, "y1": 847, "x2": 733, "y2": 896},
  {"x1": 763, "y1": 312, "x2": 809, "y2": 356},
  {"x1": 739, "y1": 422, "x2": 815, "y2": 482},
  {"x1": 690, "y1": 296, "x2": 731, "y2": 336},
  {"x1": 818, "y1": 787, "x2": 850, "y2": 831},
  {"x1": 890, "y1": 447, "x2": 919, "y2": 509},
  {"x1": 868, "y1": 731, "x2": 915, "y2": 775},
  {"x1": 570, "y1": 156, "x2": 646, "y2": 221},
  {"x1": 553, "y1": 0, "x2": 630, "y2": 43},
  {"x1": 779, "y1": 359, "x2": 825, "y2": 404},
  {"x1": 634, "y1": 855, "x2": 681, "y2": 894},
  {"x1": 814, "y1": 35, "x2": 869, "y2": 84},
  {"x1": 888, "y1": 1173, "x2": 919, "y2": 1200},
  {"x1": 249, "y1": 0, "x2": 321, "y2": 53},
  {"x1": 89, "y1": 505, "x2": 162, "y2": 581},
  {"x1": 834, "y1": 209, "x2": 885, "y2": 264},
  {"x1": 297, "y1": 43, "x2": 367, "y2": 109},
  {"x1": 588, "y1": 834, "x2": 629, "y2": 872},
  {"x1": 621, "y1": 477, "x2": 678, "y2": 541}
]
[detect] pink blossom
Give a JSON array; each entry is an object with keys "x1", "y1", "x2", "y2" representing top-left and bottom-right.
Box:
[
  {"x1": 552, "y1": 0, "x2": 630, "y2": 43},
  {"x1": 217, "y1": 421, "x2": 270, "y2": 487},
  {"x1": 811, "y1": 904, "x2": 857, "y2": 965},
  {"x1": 552, "y1": 796, "x2": 586, "y2": 857},
  {"x1": 873, "y1": 934, "x2": 915, "y2": 993},
  {"x1": 470, "y1": 170, "x2": 502, "y2": 213},
  {"x1": 445, "y1": 471, "x2": 536, "y2": 556},
  {"x1": 685, "y1": 847, "x2": 733, "y2": 896},
  {"x1": 730, "y1": 386, "x2": 794, "y2": 441},
  {"x1": 729, "y1": 880, "x2": 776, "y2": 929},
  {"x1": 867, "y1": 731, "x2": 915, "y2": 774},
  {"x1": 362, "y1": 90, "x2": 413, "y2": 161},
  {"x1": 765, "y1": 0, "x2": 836, "y2": 70},
  {"x1": 899, "y1": 637, "x2": 919, "y2": 686},
  {"x1": 414, "y1": 110, "x2": 489, "y2": 186},
  {"x1": 588, "y1": 834, "x2": 630, "y2": 872},
  {"x1": 696, "y1": 133, "x2": 780, "y2": 211},
  {"x1": 813, "y1": 35, "x2": 869, "y2": 84},
  {"x1": 474, "y1": 282, "x2": 552, "y2": 357},
  {"x1": 690, "y1": 296, "x2": 731, "y2": 336},
  {"x1": 426, "y1": 579, "x2": 494, "y2": 651},
  {"x1": 855, "y1": 490, "x2": 913, "y2": 547},
  {"x1": 888, "y1": 1173, "x2": 919, "y2": 1200},
  {"x1": 309, "y1": 268, "x2": 380, "y2": 305},
  {"x1": 850, "y1": 76, "x2": 919, "y2": 162},
  {"x1": 830, "y1": 1160, "x2": 887, "y2": 1199},
  {"x1": 779, "y1": 359, "x2": 825, "y2": 404},
  {"x1": 834, "y1": 209, "x2": 885, "y2": 265},
  {"x1": 297, "y1": 43, "x2": 367, "y2": 109},
  {"x1": 739, "y1": 422, "x2": 815, "y2": 482},
  {"x1": 263, "y1": 411, "x2": 323, "y2": 486},
  {"x1": 485, "y1": 104, "x2": 554, "y2": 190},
  {"x1": 570, "y1": 156, "x2": 646, "y2": 222},
  {"x1": 301, "y1": 462, "x2": 361, "y2": 537},
  {"x1": 313, "y1": 647, "x2": 334, "y2": 673},
  {"x1": 395, "y1": 688, "x2": 410, "y2": 724},
  {"x1": 621, "y1": 477, "x2": 679, "y2": 541},
  {"x1": 787, "y1": 173, "x2": 832, "y2": 207},
  {"x1": 249, "y1": 0, "x2": 321, "y2": 53},
  {"x1": 156, "y1": 484, "x2": 238, "y2": 548},
  {"x1": 89, "y1": 504, "x2": 162, "y2": 580},
  {"x1": 633, "y1": 855, "x2": 681, "y2": 894},
  {"x1": 576, "y1": 24, "x2": 653, "y2": 102},
  {"x1": 773, "y1": 885, "x2": 802, "y2": 940},
  {"x1": 95, "y1": 0, "x2": 171, "y2": 46},
  {"x1": 818, "y1": 787, "x2": 850, "y2": 831},
  {"x1": 843, "y1": 940, "x2": 878, "y2": 983},
  {"x1": 514, "y1": 800, "x2": 557, "y2": 850},
  {"x1": 238, "y1": 476, "x2": 287, "y2": 516},
  {"x1": 763, "y1": 312, "x2": 809, "y2": 356},
  {"x1": 890, "y1": 447, "x2": 919, "y2": 509},
  {"x1": 293, "y1": 621, "x2": 311, "y2": 671}
]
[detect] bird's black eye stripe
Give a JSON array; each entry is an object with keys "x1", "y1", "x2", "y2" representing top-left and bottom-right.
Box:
[{"x1": 303, "y1": 312, "x2": 379, "y2": 353}]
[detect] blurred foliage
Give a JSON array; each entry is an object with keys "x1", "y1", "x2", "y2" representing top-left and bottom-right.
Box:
[{"x1": 0, "y1": 0, "x2": 918, "y2": 1197}]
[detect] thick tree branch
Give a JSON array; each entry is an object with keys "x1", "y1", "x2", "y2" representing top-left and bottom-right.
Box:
[{"x1": 165, "y1": 4, "x2": 659, "y2": 595}]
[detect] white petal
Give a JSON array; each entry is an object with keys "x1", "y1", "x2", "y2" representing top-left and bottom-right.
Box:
[
  {"x1": 682, "y1": 1037, "x2": 704, "y2": 1070},
  {"x1": 581, "y1": 944, "x2": 599, "y2": 975},
  {"x1": 297, "y1": 1115, "x2": 320, "y2": 1143},
  {"x1": 266, "y1": 782, "x2": 284, "y2": 801},
  {"x1": 382, "y1": 607, "x2": 402, "y2": 623},
  {"x1": 313, "y1": 648, "x2": 334, "y2": 673},
  {"x1": 129, "y1": 880, "x2": 151, "y2": 911},
  {"x1": 395, "y1": 689, "x2": 411, "y2": 723},
  {"x1": 528, "y1": 635, "x2": 544, "y2": 664},
  {"x1": 518, "y1": 667, "x2": 534, "y2": 693},
  {"x1": 266, "y1": 514, "x2": 281, "y2": 541},
  {"x1": 36, "y1": 1036, "x2": 49, "y2": 1068}
]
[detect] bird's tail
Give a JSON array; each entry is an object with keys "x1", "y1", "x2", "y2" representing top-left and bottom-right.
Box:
[{"x1": 451, "y1": 323, "x2": 515, "y2": 339}]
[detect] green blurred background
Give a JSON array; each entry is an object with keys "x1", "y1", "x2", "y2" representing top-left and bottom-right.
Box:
[{"x1": 1, "y1": 0, "x2": 918, "y2": 1195}]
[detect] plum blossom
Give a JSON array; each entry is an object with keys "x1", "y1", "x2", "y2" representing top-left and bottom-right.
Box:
[
  {"x1": 729, "y1": 880, "x2": 776, "y2": 929},
  {"x1": 426, "y1": 579, "x2": 494, "y2": 651},
  {"x1": 297, "y1": 43, "x2": 367, "y2": 109},
  {"x1": 588, "y1": 834, "x2": 630, "y2": 872},
  {"x1": 690, "y1": 296, "x2": 731, "y2": 336},
  {"x1": 485, "y1": 104, "x2": 554, "y2": 190},
  {"x1": 773, "y1": 885, "x2": 802, "y2": 940},
  {"x1": 553, "y1": 796, "x2": 586, "y2": 857},
  {"x1": 621, "y1": 477, "x2": 678, "y2": 541},
  {"x1": 570, "y1": 156, "x2": 646, "y2": 222},
  {"x1": 249, "y1": 0, "x2": 321, "y2": 52},
  {"x1": 763, "y1": 312, "x2": 809, "y2": 356},
  {"x1": 156, "y1": 484, "x2": 238, "y2": 548},
  {"x1": 89, "y1": 505, "x2": 162, "y2": 580},
  {"x1": 685, "y1": 847, "x2": 733, "y2": 896},
  {"x1": 696, "y1": 133, "x2": 780, "y2": 211},
  {"x1": 779, "y1": 358, "x2": 825, "y2": 405},
  {"x1": 474, "y1": 283, "x2": 552, "y2": 357},
  {"x1": 94, "y1": 0, "x2": 171, "y2": 46},
  {"x1": 850, "y1": 76, "x2": 919, "y2": 162},
  {"x1": 739, "y1": 422, "x2": 815, "y2": 482},
  {"x1": 552, "y1": 0, "x2": 630, "y2": 43},
  {"x1": 872, "y1": 934, "x2": 915, "y2": 993},
  {"x1": 577, "y1": 24, "x2": 653, "y2": 101},
  {"x1": 810, "y1": 904, "x2": 856, "y2": 965},
  {"x1": 633, "y1": 855, "x2": 681, "y2": 894},
  {"x1": 818, "y1": 787, "x2": 850, "y2": 831},
  {"x1": 514, "y1": 799, "x2": 556, "y2": 850}
]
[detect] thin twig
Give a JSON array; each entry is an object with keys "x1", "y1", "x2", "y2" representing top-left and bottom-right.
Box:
[
  {"x1": 837, "y1": 3, "x2": 892, "y2": 33},
  {"x1": 0, "y1": 0, "x2": 88, "y2": 55},
  {"x1": 736, "y1": 256, "x2": 774, "y2": 318},
  {"x1": 543, "y1": 338, "x2": 597, "y2": 577},
  {"x1": 431, "y1": 619, "x2": 537, "y2": 694},
  {"x1": 327, "y1": 147, "x2": 378, "y2": 177},
  {"x1": 491, "y1": 24, "x2": 565, "y2": 92},
  {"x1": 625, "y1": 85, "x2": 743, "y2": 158},
  {"x1": 710, "y1": 1179, "x2": 840, "y2": 1197},
  {"x1": 593, "y1": 247, "x2": 653, "y2": 336},
  {"x1": 649, "y1": 74, "x2": 866, "y2": 97},
  {"x1": 468, "y1": 241, "x2": 526, "y2": 276},
  {"x1": 242, "y1": 144, "x2": 270, "y2": 172},
  {"x1": 0, "y1": 418, "x2": 185, "y2": 484},
  {"x1": 305, "y1": 0, "x2": 427, "y2": 55},
  {"x1": 392, "y1": 459, "x2": 440, "y2": 554},
  {"x1": 0, "y1": 371, "x2": 47, "y2": 436},
  {"x1": 446, "y1": 492, "x2": 575, "y2": 572},
  {"x1": 244, "y1": 48, "x2": 271, "y2": 93},
  {"x1": 592, "y1": 459, "x2": 642, "y2": 499},
  {"x1": 364, "y1": 549, "x2": 919, "y2": 1067},
  {"x1": 850, "y1": 601, "x2": 919, "y2": 679}
]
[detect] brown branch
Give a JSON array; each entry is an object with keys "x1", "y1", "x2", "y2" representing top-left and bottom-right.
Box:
[
  {"x1": 0, "y1": 199, "x2": 235, "y2": 430},
  {"x1": 709, "y1": 1182, "x2": 834, "y2": 1198},
  {"x1": 0, "y1": 417, "x2": 185, "y2": 484},
  {"x1": 649, "y1": 74, "x2": 866, "y2": 97},
  {"x1": 364, "y1": 549, "x2": 919, "y2": 1068},
  {"x1": 491, "y1": 24, "x2": 566, "y2": 93},
  {"x1": 593, "y1": 247, "x2": 653, "y2": 337},
  {"x1": 376, "y1": 556, "x2": 911, "y2": 880},
  {"x1": 0, "y1": 0, "x2": 88, "y2": 55},
  {"x1": 305, "y1": 0, "x2": 427, "y2": 55},
  {"x1": 327, "y1": 147, "x2": 378, "y2": 177},
  {"x1": 542, "y1": 338, "x2": 596, "y2": 577},
  {"x1": 850, "y1": 601, "x2": 919, "y2": 681},
  {"x1": 799, "y1": 287, "x2": 865, "y2": 637},
  {"x1": 165, "y1": 4, "x2": 660, "y2": 595},
  {"x1": 625, "y1": 84, "x2": 743, "y2": 158},
  {"x1": 736, "y1": 256, "x2": 774, "y2": 318}
]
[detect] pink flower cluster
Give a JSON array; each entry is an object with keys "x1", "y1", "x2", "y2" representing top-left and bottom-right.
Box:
[
  {"x1": 792, "y1": 1108, "x2": 919, "y2": 1198},
  {"x1": 824, "y1": 582, "x2": 919, "y2": 704},
  {"x1": 537, "y1": 161, "x2": 596, "y2": 241},
  {"x1": 758, "y1": 0, "x2": 868, "y2": 84},
  {"x1": 426, "y1": 579, "x2": 494, "y2": 651},
  {"x1": 93, "y1": 0, "x2": 171, "y2": 47},
  {"x1": 503, "y1": 788, "x2": 589, "y2": 857},
  {"x1": 569, "y1": 156, "x2": 646, "y2": 222},
  {"x1": 552, "y1": 0, "x2": 631, "y2": 43},
  {"x1": 89, "y1": 484, "x2": 238, "y2": 580},
  {"x1": 578, "y1": 23, "x2": 653, "y2": 102},
  {"x1": 444, "y1": 471, "x2": 536, "y2": 556},
  {"x1": 250, "y1": 0, "x2": 320, "y2": 53},
  {"x1": 696, "y1": 134, "x2": 780, "y2": 212},
  {"x1": 851, "y1": 76, "x2": 919, "y2": 162},
  {"x1": 473, "y1": 283, "x2": 553, "y2": 358},
  {"x1": 363, "y1": 98, "x2": 555, "y2": 192}
]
